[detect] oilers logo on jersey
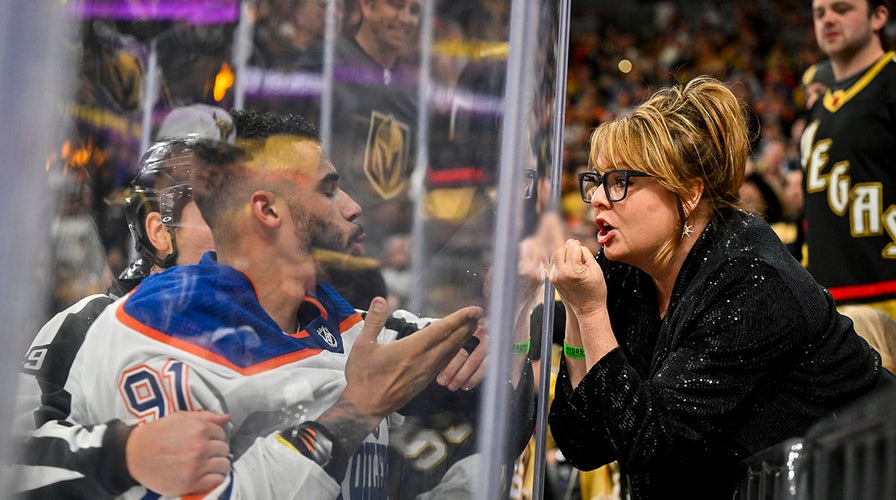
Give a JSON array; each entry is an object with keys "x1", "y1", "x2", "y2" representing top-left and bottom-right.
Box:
[{"x1": 317, "y1": 325, "x2": 338, "y2": 348}]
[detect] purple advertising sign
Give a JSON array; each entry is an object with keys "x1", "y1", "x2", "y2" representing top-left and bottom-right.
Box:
[{"x1": 66, "y1": 0, "x2": 239, "y2": 24}]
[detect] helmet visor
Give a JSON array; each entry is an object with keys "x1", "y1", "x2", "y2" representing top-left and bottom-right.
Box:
[{"x1": 159, "y1": 184, "x2": 202, "y2": 228}]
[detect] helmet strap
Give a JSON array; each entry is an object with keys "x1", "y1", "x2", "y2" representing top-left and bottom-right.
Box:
[{"x1": 157, "y1": 226, "x2": 179, "y2": 269}]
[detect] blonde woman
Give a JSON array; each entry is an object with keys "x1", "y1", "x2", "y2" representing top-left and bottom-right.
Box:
[{"x1": 547, "y1": 76, "x2": 895, "y2": 500}]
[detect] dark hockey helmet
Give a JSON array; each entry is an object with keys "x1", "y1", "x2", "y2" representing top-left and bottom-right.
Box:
[
  {"x1": 121, "y1": 104, "x2": 235, "y2": 270},
  {"x1": 124, "y1": 137, "x2": 198, "y2": 269}
]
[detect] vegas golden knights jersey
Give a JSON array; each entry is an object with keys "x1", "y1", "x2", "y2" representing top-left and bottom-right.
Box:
[
  {"x1": 800, "y1": 51, "x2": 896, "y2": 305},
  {"x1": 328, "y1": 37, "x2": 419, "y2": 255}
]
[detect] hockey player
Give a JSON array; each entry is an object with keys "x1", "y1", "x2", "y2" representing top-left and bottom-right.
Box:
[
  {"x1": 62, "y1": 111, "x2": 536, "y2": 498},
  {"x1": 13, "y1": 135, "x2": 230, "y2": 497}
]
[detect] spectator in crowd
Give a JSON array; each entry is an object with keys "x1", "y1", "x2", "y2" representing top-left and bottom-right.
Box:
[
  {"x1": 250, "y1": 0, "x2": 303, "y2": 68},
  {"x1": 739, "y1": 169, "x2": 783, "y2": 223},
  {"x1": 547, "y1": 75, "x2": 894, "y2": 500},
  {"x1": 764, "y1": 59, "x2": 835, "y2": 264},
  {"x1": 298, "y1": 0, "x2": 423, "y2": 257},
  {"x1": 800, "y1": 58, "x2": 835, "y2": 109},
  {"x1": 48, "y1": 168, "x2": 112, "y2": 313},
  {"x1": 61, "y1": 110, "x2": 536, "y2": 498},
  {"x1": 274, "y1": 0, "x2": 346, "y2": 70},
  {"x1": 800, "y1": 0, "x2": 896, "y2": 321},
  {"x1": 379, "y1": 233, "x2": 413, "y2": 310},
  {"x1": 839, "y1": 304, "x2": 896, "y2": 374},
  {"x1": 751, "y1": 137, "x2": 789, "y2": 214}
]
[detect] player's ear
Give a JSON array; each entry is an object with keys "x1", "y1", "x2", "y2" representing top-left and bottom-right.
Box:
[
  {"x1": 250, "y1": 191, "x2": 282, "y2": 229},
  {"x1": 145, "y1": 211, "x2": 174, "y2": 256}
]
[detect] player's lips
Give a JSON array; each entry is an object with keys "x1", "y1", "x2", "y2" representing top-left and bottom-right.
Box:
[
  {"x1": 349, "y1": 242, "x2": 364, "y2": 256},
  {"x1": 348, "y1": 231, "x2": 365, "y2": 256}
]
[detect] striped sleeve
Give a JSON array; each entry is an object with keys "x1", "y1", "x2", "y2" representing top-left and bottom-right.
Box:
[
  {"x1": 12, "y1": 292, "x2": 138, "y2": 496},
  {"x1": 12, "y1": 419, "x2": 136, "y2": 498}
]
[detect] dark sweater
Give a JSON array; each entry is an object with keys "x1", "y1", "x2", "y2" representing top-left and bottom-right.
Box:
[{"x1": 549, "y1": 208, "x2": 894, "y2": 499}]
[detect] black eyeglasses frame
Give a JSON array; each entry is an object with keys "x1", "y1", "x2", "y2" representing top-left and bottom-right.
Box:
[{"x1": 577, "y1": 169, "x2": 651, "y2": 203}]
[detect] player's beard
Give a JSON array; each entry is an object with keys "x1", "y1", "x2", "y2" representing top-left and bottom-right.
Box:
[
  {"x1": 310, "y1": 224, "x2": 365, "y2": 255},
  {"x1": 293, "y1": 209, "x2": 364, "y2": 256},
  {"x1": 284, "y1": 191, "x2": 366, "y2": 261}
]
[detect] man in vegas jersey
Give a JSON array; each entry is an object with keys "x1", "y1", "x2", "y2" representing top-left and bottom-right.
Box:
[{"x1": 801, "y1": 0, "x2": 896, "y2": 319}]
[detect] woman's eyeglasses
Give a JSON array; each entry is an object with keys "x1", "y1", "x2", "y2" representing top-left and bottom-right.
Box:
[{"x1": 577, "y1": 170, "x2": 650, "y2": 203}]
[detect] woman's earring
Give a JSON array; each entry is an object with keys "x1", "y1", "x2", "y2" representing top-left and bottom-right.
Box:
[{"x1": 681, "y1": 222, "x2": 693, "y2": 238}]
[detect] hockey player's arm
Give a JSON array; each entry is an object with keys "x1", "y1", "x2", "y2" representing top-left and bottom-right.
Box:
[
  {"x1": 17, "y1": 387, "x2": 232, "y2": 498},
  {"x1": 13, "y1": 417, "x2": 137, "y2": 496},
  {"x1": 276, "y1": 297, "x2": 483, "y2": 485},
  {"x1": 14, "y1": 296, "x2": 233, "y2": 497},
  {"x1": 104, "y1": 359, "x2": 339, "y2": 500},
  {"x1": 12, "y1": 295, "x2": 140, "y2": 497},
  {"x1": 200, "y1": 298, "x2": 482, "y2": 500}
]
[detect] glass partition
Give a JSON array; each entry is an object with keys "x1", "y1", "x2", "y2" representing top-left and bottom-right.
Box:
[
  {"x1": 4, "y1": 1, "x2": 567, "y2": 498},
  {"x1": 0, "y1": 1, "x2": 74, "y2": 491}
]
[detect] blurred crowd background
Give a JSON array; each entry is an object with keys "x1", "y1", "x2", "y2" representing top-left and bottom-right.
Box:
[{"x1": 45, "y1": 0, "x2": 894, "y2": 319}]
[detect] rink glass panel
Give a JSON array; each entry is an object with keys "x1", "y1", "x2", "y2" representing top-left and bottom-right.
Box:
[{"x1": 9, "y1": 0, "x2": 564, "y2": 497}]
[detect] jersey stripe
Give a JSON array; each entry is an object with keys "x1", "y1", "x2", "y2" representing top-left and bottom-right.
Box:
[
  {"x1": 116, "y1": 303, "x2": 358, "y2": 375},
  {"x1": 823, "y1": 51, "x2": 896, "y2": 111},
  {"x1": 827, "y1": 278, "x2": 896, "y2": 302}
]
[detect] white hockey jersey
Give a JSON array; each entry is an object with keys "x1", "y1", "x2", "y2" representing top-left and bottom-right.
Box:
[{"x1": 65, "y1": 253, "x2": 415, "y2": 499}]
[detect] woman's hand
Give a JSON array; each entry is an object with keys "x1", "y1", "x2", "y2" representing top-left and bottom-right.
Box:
[
  {"x1": 550, "y1": 239, "x2": 617, "y2": 376},
  {"x1": 548, "y1": 239, "x2": 607, "y2": 316}
]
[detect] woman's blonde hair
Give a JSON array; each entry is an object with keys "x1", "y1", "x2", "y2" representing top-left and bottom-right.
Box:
[{"x1": 588, "y1": 75, "x2": 751, "y2": 264}]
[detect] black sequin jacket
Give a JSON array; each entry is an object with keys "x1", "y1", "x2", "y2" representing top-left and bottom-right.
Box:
[{"x1": 549, "y1": 208, "x2": 895, "y2": 499}]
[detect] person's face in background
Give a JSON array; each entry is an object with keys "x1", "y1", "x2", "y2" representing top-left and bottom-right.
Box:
[
  {"x1": 360, "y1": 0, "x2": 421, "y2": 54},
  {"x1": 738, "y1": 178, "x2": 769, "y2": 219},
  {"x1": 294, "y1": 0, "x2": 328, "y2": 40},
  {"x1": 805, "y1": 80, "x2": 830, "y2": 109},
  {"x1": 294, "y1": 0, "x2": 345, "y2": 41},
  {"x1": 812, "y1": 0, "x2": 886, "y2": 60}
]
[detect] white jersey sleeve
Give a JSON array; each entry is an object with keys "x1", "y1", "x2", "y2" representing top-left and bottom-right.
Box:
[
  {"x1": 193, "y1": 435, "x2": 342, "y2": 499},
  {"x1": 65, "y1": 296, "x2": 371, "y2": 499}
]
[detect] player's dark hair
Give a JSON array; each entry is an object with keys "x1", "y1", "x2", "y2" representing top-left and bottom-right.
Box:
[
  {"x1": 193, "y1": 137, "x2": 247, "y2": 167},
  {"x1": 229, "y1": 109, "x2": 320, "y2": 141},
  {"x1": 197, "y1": 110, "x2": 324, "y2": 241},
  {"x1": 188, "y1": 139, "x2": 248, "y2": 238}
]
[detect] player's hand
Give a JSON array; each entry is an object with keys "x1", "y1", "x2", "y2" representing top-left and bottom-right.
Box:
[
  {"x1": 126, "y1": 410, "x2": 231, "y2": 495},
  {"x1": 517, "y1": 225, "x2": 551, "y2": 309},
  {"x1": 516, "y1": 211, "x2": 565, "y2": 313},
  {"x1": 342, "y1": 297, "x2": 482, "y2": 420},
  {"x1": 436, "y1": 326, "x2": 488, "y2": 392}
]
